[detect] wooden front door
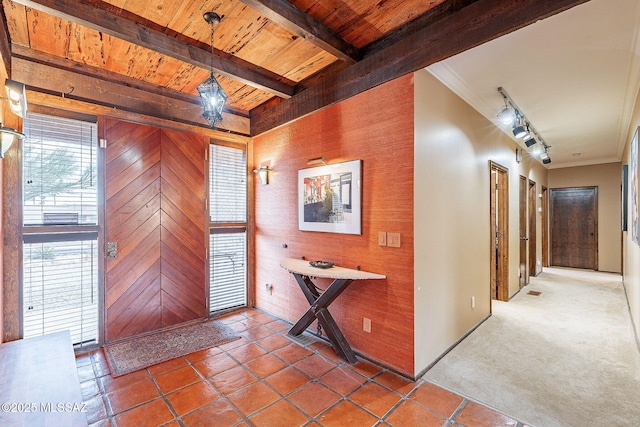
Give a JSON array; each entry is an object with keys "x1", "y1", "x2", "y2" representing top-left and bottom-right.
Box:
[
  {"x1": 519, "y1": 176, "x2": 528, "y2": 288},
  {"x1": 550, "y1": 187, "x2": 598, "y2": 270}
]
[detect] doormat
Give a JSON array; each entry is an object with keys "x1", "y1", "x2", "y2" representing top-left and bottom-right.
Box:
[
  {"x1": 104, "y1": 319, "x2": 240, "y2": 377},
  {"x1": 527, "y1": 291, "x2": 542, "y2": 296}
]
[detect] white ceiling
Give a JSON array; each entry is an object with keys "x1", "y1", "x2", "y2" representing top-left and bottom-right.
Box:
[{"x1": 427, "y1": 0, "x2": 640, "y2": 169}]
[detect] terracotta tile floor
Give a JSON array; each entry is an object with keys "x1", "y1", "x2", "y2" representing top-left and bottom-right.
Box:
[{"x1": 77, "y1": 309, "x2": 528, "y2": 427}]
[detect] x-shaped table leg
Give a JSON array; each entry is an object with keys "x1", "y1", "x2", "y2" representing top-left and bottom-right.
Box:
[{"x1": 288, "y1": 273, "x2": 358, "y2": 364}]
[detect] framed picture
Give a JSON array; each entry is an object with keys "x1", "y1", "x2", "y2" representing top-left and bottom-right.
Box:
[
  {"x1": 632, "y1": 128, "x2": 639, "y2": 243},
  {"x1": 298, "y1": 159, "x2": 362, "y2": 234},
  {"x1": 622, "y1": 164, "x2": 628, "y2": 232}
]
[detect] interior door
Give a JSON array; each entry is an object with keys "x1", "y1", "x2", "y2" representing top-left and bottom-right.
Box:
[
  {"x1": 490, "y1": 162, "x2": 509, "y2": 301},
  {"x1": 519, "y1": 176, "x2": 528, "y2": 288},
  {"x1": 550, "y1": 187, "x2": 598, "y2": 269},
  {"x1": 542, "y1": 186, "x2": 549, "y2": 267},
  {"x1": 529, "y1": 180, "x2": 537, "y2": 277}
]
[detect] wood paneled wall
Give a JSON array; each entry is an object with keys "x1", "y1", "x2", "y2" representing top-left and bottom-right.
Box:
[
  {"x1": 252, "y1": 74, "x2": 415, "y2": 375},
  {"x1": 104, "y1": 118, "x2": 206, "y2": 342}
]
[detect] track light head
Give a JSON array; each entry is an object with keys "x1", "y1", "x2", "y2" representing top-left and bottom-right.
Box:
[
  {"x1": 513, "y1": 124, "x2": 527, "y2": 139},
  {"x1": 524, "y1": 137, "x2": 537, "y2": 147},
  {"x1": 497, "y1": 105, "x2": 514, "y2": 125},
  {"x1": 540, "y1": 147, "x2": 551, "y2": 164}
]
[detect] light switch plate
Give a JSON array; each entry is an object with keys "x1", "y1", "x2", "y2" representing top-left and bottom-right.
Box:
[
  {"x1": 378, "y1": 231, "x2": 387, "y2": 246},
  {"x1": 387, "y1": 232, "x2": 401, "y2": 248}
]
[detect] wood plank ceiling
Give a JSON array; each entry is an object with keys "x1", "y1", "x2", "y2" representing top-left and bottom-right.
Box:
[{"x1": 0, "y1": 0, "x2": 589, "y2": 138}]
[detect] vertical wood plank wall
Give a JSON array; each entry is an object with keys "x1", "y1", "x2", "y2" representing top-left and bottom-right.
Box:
[
  {"x1": 252, "y1": 75, "x2": 415, "y2": 375},
  {"x1": 1, "y1": 111, "x2": 22, "y2": 342},
  {"x1": 104, "y1": 118, "x2": 206, "y2": 342}
]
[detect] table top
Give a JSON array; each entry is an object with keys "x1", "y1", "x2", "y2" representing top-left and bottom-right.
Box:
[
  {"x1": 280, "y1": 257, "x2": 386, "y2": 280},
  {"x1": 0, "y1": 331, "x2": 88, "y2": 426}
]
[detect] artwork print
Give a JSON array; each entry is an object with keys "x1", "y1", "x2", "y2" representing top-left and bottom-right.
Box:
[
  {"x1": 632, "y1": 128, "x2": 638, "y2": 244},
  {"x1": 298, "y1": 160, "x2": 361, "y2": 234}
]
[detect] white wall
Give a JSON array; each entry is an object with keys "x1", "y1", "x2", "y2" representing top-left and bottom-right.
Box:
[{"x1": 413, "y1": 70, "x2": 548, "y2": 374}]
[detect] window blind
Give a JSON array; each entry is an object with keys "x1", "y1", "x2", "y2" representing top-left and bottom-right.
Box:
[
  {"x1": 209, "y1": 144, "x2": 247, "y2": 313},
  {"x1": 23, "y1": 113, "x2": 98, "y2": 226},
  {"x1": 23, "y1": 240, "x2": 99, "y2": 346},
  {"x1": 209, "y1": 233, "x2": 247, "y2": 312},
  {"x1": 21, "y1": 112, "x2": 100, "y2": 348},
  {"x1": 210, "y1": 144, "x2": 246, "y2": 223}
]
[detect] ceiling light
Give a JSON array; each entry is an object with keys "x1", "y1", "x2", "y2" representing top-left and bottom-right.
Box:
[
  {"x1": 513, "y1": 122, "x2": 527, "y2": 139},
  {"x1": 197, "y1": 12, "x2": 227, "y2": 128},
  {"x1": 540, "y1": 147, "x2": 551, "y2": 164},
  {"x1": 498, "y1": 87, "x2": 550, "y2": 165},
  {"x1": 497, "y1": 105, "x2": 514, "y2": 125}
]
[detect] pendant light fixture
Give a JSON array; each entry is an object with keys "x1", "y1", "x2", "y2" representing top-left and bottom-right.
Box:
[{"x1": 197, "y1": 12, "x2": 227, "y2": 128}]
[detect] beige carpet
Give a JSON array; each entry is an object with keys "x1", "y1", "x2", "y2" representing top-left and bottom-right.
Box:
[{"x1": 425, "y1": 268, "x2": 640, "y2": 427}]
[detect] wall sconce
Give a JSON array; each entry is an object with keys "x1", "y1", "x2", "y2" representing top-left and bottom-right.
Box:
[
  {"x1": 5, "y1": 79, "x2": 27, "y2": 118},
  {"x1": 515, "y1": 148, "x2": 522, "y2": 163},
  {"x1": 253, "y1": 165, "x2": 272, "y2": 185},
  {"x1": 0, "y1": 124, "x2": 26, "y2": 158}
]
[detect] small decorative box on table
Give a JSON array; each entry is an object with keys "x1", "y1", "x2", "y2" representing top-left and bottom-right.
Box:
[{"x1": 280, "y1": 257, "x2": 386, "y2": 364}]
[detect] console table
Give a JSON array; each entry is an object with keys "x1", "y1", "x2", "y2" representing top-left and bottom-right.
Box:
[
  {"x1": 0, "y1": 331, "x2": 87, "y2": 426},
  {"x1": 280, "y1": 257, "x2": 386, "y2": 364}
]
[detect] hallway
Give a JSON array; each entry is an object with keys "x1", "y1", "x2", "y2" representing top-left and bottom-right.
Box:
[{"x1": 425, "y1": 268, "x2": 640, "y2": 427}]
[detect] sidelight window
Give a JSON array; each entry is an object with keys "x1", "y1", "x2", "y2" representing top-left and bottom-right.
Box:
[
  {"x1": 22, "y1": 113, "x2": 100, "y2": 348},
  {"x1": 209, "y1": 144, "x2": 247, "y2": 313}
]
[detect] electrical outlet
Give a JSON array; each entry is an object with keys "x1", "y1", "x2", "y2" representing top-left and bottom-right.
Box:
[
  {"x1": 363, "y1": 317, "x2": 371, "y2": 333},
  {"x1": 387, "y1": 232, "x2": 401, "y2": 248},
  {"x1": 378, "y1": 231, "x2": 387, "y2": 246}
]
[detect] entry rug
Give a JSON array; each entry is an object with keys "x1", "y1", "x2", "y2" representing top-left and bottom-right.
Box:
[{"x1": 104, "y1": 320, "x2": 240, "y2": 377}]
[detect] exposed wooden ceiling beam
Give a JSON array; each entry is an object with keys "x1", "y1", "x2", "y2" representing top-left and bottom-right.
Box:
[
  {"x1": 12, "y1": 54, "x2": 249, "y2": 135},
  {"x1": 237, "y1": 0, "x2": 361, "y2": 64},
  {"x1": 250, "y1": 0, "x2": 590, "y2": 135},
  {"x1": 11, "y1": 44, "x2": 248, "y2": 118},
  {"x1": 27, "y1": 91, "x2": 250, "y2": 145},
  {"x1": 11, "y1": 0, "x2": 295, "y2": 98},
  {"x1": 362, "y1": 0, "x2": 480, "y2": 57}
]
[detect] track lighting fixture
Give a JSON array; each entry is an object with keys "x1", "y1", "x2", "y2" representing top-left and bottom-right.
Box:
[{"x1": 497, "y1": 87, "x2": 551, "y2": 165}]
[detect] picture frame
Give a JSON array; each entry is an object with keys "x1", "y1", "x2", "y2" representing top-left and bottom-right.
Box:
[
  {"x1": 298, "y1": 159, "x2": 362, "y2": 234},
  {"x1": 631, "y1": 128, "x2": 639, "y2": 244},
  {"x1": 622, "y1": 164, "x2": 629, "y2": 232}
]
